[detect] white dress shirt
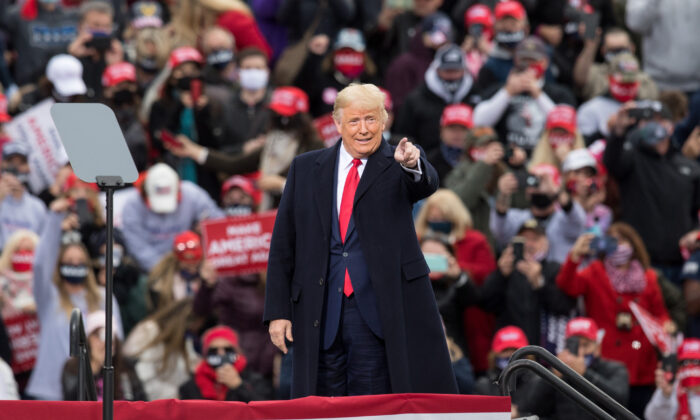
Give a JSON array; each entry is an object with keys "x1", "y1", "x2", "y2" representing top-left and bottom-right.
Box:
[{"x1": 336, "y1": 142, "x2": 422, "y2": 215}]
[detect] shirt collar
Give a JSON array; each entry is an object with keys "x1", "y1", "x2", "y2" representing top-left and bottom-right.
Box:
[{"x1": 339, "y1": 140, "x2": 367, "y2": 170}]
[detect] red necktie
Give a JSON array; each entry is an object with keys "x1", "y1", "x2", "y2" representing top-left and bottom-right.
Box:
[{"x1": 339, "y1": 158, "x2": 362, "y2": 296}]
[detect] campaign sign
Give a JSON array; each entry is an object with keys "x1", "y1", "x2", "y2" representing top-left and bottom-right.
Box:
[
  {"x1": 313, "y1": 113, "x2": 340, "y2": 148},
  {"x1": 5, "y1": 313, "x2": 40, "y2": 374},
  {"x1": 629, "y1": 301, "x2": 672, "y2": 355},
  {"x1": 5, "y1": 99, "x2": 69, "y2": 194},
  {"x1": 201, "y1": 211, "x2": 277, "y2": 276}
]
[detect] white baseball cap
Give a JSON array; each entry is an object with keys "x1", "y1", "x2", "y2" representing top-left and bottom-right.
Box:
[
  {"x1": 144, "y1": 163, "x2": 179, "y2": 213},
  {"x1": 46, "y1": 54, "x2": 87, "y2": 97},
  {"x1": 85, "y1": 310, "x2": 117, "y2": 341},
  {"x1": 562, "y1": 149, "x2": 597, "y2": 173}
]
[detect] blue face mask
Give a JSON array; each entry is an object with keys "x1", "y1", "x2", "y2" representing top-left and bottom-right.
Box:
[
  {"x1": 180, "y1": 269, "x2": 199, "y2": 282},
  {"x1": 495, "y1": 356, "x2": 510, "y2": 371},
  {"x1": 428, "y1": 221, "x2": 453, "y2": 235}
]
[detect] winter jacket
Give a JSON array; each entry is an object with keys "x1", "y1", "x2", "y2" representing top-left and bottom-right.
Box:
[
  {"x1": 603, "y1": 130, "x2": 700, "y2": 265},
  {"x1": 193, "y1": 275, "x2": 278, "y2": 377},
  {"x1": 556, "y1": 257, "x2": 670, "y2": 385},
  {"x1": 479, "y1": 260, "x2": 576, "y2": 347},
  {"x1": 120, "y1": 182, "x2": 223, "y2": 272},
  {"x1": 520, "y1": 357, "x2": 629, "y2": 419}
]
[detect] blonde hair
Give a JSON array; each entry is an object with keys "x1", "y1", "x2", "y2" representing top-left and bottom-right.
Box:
[
  {"x1": 529, "y1": 131, "x2": 586, "y2": 170},
  {"x1": 147, "y1": 252, "x2": 179, "y2": 312},
  {"x1": 0, "y1": 230, "x2": 39, "y2": 271},
  {"x1": 332, "y1": 83, "x2": 388, "y2": 124},
  {"x1": 415, "y1": 189, "x2": 473, "y2": 241},
  {"x1": 168, "y1": 0, "x2": 250, "y2": 49},
  {"x1": 53, "y1": 243, "x2": 103, "y2": 318}
]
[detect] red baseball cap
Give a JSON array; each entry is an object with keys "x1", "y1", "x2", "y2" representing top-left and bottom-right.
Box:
[
  {"x1": 440, "y1": 104, "x2": 473, "y2": 128},
  {"x1": 492, "y1": 326, "x2": 528, "y2": 353},
  {"x1": 221, "y1": 175, "x2": 260, "y2": 205},
  {"x1": 379, "y1": 87, "x2": 393, "y2": 112},
  {"x1": 546, "y1": 105, "x2": 577, "y2": 133},
  {"x1": 465, "y1": 4, "x2": 494, "y2": 28},
  {"x1": 168, "y1": 46, "x2": 204, "y2": 69},
  {"x1": 269, "y1": 87, "x2": 309, "y2": 117},
  {"x1": 494, "y1": 0, "x2": 526, "y2": 20},
  {"x1": 102, "y1": 62, "x2": 137, "y2": 87},
  {"x1": 0, "y1": 93, "x2": 10, "y2": 123},
  {"x1": 63, "y1": 172, "x2": 99, "y2": 192},
  {"x1": 565, "y1": 317, "x2": 599, "y2": 341},
  {"x1": 173, "y1": 230, "x2": 203, "y2": 263},
  {"x1": 679, "y1": 339, "x2": 700, "y2": 361}
]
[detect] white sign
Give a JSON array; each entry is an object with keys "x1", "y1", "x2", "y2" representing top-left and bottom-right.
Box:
[{"x1": 5, "y1": 99, "x2": 69, "y2": 193}]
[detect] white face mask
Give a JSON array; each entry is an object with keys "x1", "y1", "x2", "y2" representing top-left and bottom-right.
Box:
[{"x1": 238, "y1": 68, "x2": 269, "y2": 91}]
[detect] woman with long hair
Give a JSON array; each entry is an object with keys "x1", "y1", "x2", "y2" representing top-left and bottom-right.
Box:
[
  {"x1": 166, "y1": 86, "x2": 324, "y2": 210},
  {"x1": 0, "y1": 229, "x2": 39, "y2": 318},
  {"x1": 557, "y1": 222, "x2": 673, "y2": 416},
  {"x1": 122, "y1": 298, "x2": 200, "y2": 400},
  {"x1": 25, "y1": 197, "x2": 122, "y2": 400},
  {"x1": 414, "y1": 188, "x2": 496, "y2": 375}
]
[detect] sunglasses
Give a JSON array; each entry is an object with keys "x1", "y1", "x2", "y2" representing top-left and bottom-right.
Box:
[{"x1": 207, "y1": 346, "x2": 234, "y2": 354}]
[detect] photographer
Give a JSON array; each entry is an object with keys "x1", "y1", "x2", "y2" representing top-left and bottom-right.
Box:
[
  {"x1": 0, "y1": 142, "x2": 47, "y2": 250},
  {"x1": 519, "y1": 317, "x2": 629, "y2": 420},
  {"x1": 604, "y1": 100, "x2": 700, "y2": 284},
  {"x1": 490, "y1": 163, "x2": 587, "y2": 263},
  {"x1": 179, "y1": 326, "x2": 271, "y2": 401},
  {"x1": 557, "y1": 224, "x2": 672, "y2": 416},
  {"x1": 480, "y1": 219, "x2": 576, "y2": 348},
  {"x1": 645, "y1": 338, "x2": 700, "y2": 420},
  {"x1": 67, "y1": 1, "x2": 124, "y2": 100}
]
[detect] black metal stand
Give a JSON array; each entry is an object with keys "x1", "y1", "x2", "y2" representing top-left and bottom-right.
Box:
[
  {"x1": 96, "y1": 176, "x2": 124, "y2": 420},
  {"x1": 69, "y1": 308, "x2": 96, "y2": 401}
]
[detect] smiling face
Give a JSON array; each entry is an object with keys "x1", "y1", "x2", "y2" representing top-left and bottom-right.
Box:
[{"x1": 334, "y1": 105, "x2": 385, "y2": 159}]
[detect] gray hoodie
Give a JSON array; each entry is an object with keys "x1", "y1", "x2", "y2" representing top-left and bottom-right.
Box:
[{"x1": 626, "y1": 0, "x2": 700, "y2": 92}]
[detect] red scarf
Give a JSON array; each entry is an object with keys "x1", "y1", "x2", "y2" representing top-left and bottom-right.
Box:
[
  {"x1": 193, "y1": 355, "x2": 248, "y2": 400},
  {"x1": 677, "y1": 366, "x2": 700, "y2": 420}
]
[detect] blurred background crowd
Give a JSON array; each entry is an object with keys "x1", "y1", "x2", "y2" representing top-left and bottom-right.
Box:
[{"x1": 0, "y1": 0, "x2": 699, "y2": 418}]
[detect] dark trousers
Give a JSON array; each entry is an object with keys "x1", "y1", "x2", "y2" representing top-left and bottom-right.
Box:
[{"x1": 317, "y1": 295, "x2": 391, "y2": 396}]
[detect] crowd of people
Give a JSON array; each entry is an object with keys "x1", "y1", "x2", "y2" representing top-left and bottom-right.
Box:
[{"x1": 0, "y1": 0, "x2": 699, "y2": 418}]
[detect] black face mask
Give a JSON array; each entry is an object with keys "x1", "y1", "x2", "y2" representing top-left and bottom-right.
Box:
[
  {"x1": 530, "y1": 193, "x2": 555, "y2": 209},
  {"x1": 112, "y1": 89, "x2": 135, "y2": 106},
  {"x1": 495, "y1": 30, "x2": 525, "y2": 49},
  {"x1": 174, "y1": 75, "x2": 195, "y2": 91},
  {"x1": 207, "y1": 49, "x2": 234, "y2": 70},
  {"x1": 60, "y1": 264, "x2": 89, "y2": 285}
]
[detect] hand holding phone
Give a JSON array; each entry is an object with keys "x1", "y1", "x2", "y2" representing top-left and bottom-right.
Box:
[
  {"x1": 581, "y1": 12, "x2": 600, "y2": 40},
  {"x1": 160, "y1": 130, "x2": 183, "y2": 149},
  {"x1": 512, "y1": 237, "x2": 525, "y2": 263}
]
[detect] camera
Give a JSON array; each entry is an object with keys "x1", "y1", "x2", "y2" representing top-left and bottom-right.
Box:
[
  {"x1": 627, "y1": 100, "x2": 666, "y2": 121},
  {"x1": 512, "y1": 237, "x2": 525, "y2": 263},
  {"x1": 615, "y1": 312, "x2": 633, "y2": 331},
  {"x1": 468, "y1": 24, "x2": 483, "y2": 39},
  {"x1": 589, "y1": 235, "x2": 618, "y2": 256},
  {"x1": 524, "y1": 174, "x2": 540, "y2": 189},
  {"x1": 86, "y1": 33, "x2": 112, "y2": 52},
  {"x1": 206, "y1": 350, "x2": 238, "y2": 369}
]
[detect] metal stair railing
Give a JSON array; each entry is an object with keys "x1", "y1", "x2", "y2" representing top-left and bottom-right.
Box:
[{"x1": 498, "y1": 345, "x2": 639, "y2": 420}]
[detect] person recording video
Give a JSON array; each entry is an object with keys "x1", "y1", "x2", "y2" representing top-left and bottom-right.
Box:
[
  {"x1": 67, "y1": 1, "x2": 124, "y2": 100},
  {"x1": 604, "y1": 100, "x2": 700, "y2": 285}
]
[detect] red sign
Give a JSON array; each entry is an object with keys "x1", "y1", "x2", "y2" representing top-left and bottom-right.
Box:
[
  {"x1": 201, "y1": 211, "x2": 277, "y2": 276},
  {"x1": 313, "y1": 113, "x2": 340, "y2": 147},
  {"x1": 629, "y1": 301, "x2": 672, "y2": 355},
  {"x1": 4, "y1": 313, "x2": 40, "y2": 374}
]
